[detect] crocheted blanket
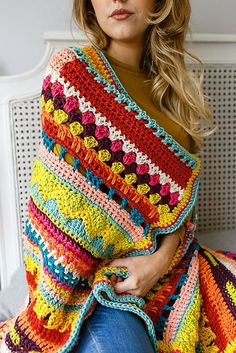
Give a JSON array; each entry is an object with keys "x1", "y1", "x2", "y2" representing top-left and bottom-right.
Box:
[{"x1": 1, "y1": 45, "x2": 235, "y2": 353}]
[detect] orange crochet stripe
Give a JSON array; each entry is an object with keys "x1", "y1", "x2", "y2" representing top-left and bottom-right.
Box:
[
  {"x1": 199, "y1": 252, "x2": 236, "y2": 351},
  {"x1": 83, "y1": 45, "x2": 116, "y2": 87}
]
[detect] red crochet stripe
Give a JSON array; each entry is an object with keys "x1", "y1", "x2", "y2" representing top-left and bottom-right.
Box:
[
  {"x1": 25, "y1": 270, "x2": 37, "y2": 291},
  {"x1": 60, "y1": 58, "x2": 192, "y2": 188},
  {"x1": 41, "y1": 111, "x2": 159, "y2": 224}
]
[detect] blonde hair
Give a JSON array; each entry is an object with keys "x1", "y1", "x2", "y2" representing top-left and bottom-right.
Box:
[{"x1": 71, "y1": 0, "x2": 215, "y2": 152}]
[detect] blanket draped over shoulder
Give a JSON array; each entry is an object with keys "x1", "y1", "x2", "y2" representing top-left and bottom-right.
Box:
[{"x1": 1, "y1": 45, "x2": 236, "y2": 353}]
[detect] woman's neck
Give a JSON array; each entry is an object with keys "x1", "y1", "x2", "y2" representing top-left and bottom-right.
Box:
[{"x1": 106, "y1": 40, "x2": 144, "y2": 69}]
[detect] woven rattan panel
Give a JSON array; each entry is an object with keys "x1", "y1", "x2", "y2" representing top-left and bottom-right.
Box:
[
  {"x1": 190, "y1": 64, "x2": 236, "y2": 233},
  {"x1": 10, "y1": 97, "x2": 41, "y2": 246},
  {"x1": 10, "y1": 65, "x2": 236, "y2": 239}
]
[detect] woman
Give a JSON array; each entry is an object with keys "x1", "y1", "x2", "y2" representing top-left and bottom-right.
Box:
[{"x1": 0, "y1": 0, "x2": 235, "y2": 352}]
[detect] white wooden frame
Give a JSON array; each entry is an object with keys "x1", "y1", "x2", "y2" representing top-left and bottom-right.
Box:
[{"x1": 0, "y1": 32, "x2": 236, "y2": 290}]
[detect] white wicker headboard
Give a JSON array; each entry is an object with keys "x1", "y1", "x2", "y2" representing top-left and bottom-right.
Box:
[{"x1": 0, "y1": 32, "x2": 235, "y2": 290}]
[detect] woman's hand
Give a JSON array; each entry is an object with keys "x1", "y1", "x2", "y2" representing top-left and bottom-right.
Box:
[
  {"x1": 108, "y1": 251, "x2": 172, "y2": 298},
  {"x1": 108, "y1": 231, "x2": 180, "y2": 297}
]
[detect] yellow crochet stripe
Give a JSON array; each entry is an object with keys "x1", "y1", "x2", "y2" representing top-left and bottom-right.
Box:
[
  {"x1": 24, "y1": 254, "x2": 41, "y2": 289},
  {"x1": 226, "y1": 281, "x2": 236, "y2": 306},
  {"x1": 9, "y1": 326, "x2": 20, "y2": 346},
  {"x1": 30, "y1": 158, "x2": 135, "y2": 258},
  {"x1": 176, "y1": 282, "x2": 201, "y2": 351},
  {"x1": 198, "y1": 307, "x2": 219, "y2": 353},
  {"x1": 83, "y1": 46, "x2": 114, "y2": 85},
  {"x1": 204, "y1": 250, "x2": 218, "y2": 266},
  {"x1": 224, "y1": 339, "x2": 236, "y2": 353},
  {"x1": 33, "y1": 285, "x2": 79, "y2": 332}
]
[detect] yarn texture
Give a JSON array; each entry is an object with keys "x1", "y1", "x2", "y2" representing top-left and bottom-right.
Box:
[{"x1": 0, "y1": 45, "x2": 235, "y2": 353}]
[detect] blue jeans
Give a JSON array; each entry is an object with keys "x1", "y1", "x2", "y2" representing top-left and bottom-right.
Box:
[{"x1": 74, "y1": 302, "x2": 155, "y2": 353}]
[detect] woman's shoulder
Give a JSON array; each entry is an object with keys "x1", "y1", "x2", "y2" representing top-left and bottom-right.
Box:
[
  {"x1": 45, "y1": 47, "x2": 76, "y2": 75},
  {"x1": 45, "y1": 45, "x2": 89, "y2": 77}
]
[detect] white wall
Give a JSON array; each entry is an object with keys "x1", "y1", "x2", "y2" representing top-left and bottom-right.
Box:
[
  {"x1": 191, "y1": 0, "x2": 236, "y2": 34},
  {"x1": 0, "y1": 0, "x2": 236, "y2": 75},
  {"x1": 0, "y1": 0, "x2": 73, "y2": 75}
]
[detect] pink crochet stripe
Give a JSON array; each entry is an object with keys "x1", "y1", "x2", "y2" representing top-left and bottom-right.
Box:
[
  {"x1": 38, "y1": 143, "x2": 144, "y2": 242},
  {"x1": 164, "y1": 251, "x2": 199, "y2": 342}
]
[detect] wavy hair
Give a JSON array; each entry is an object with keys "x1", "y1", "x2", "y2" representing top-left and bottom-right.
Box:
[{"x1": 71, "y1": 0, "x2": 215, "y2": 152}]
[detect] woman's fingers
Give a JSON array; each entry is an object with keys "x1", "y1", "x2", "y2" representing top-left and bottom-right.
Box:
[
  {"x1": 110, "y1": 274, "x2": 117, "y2": 285},
  {"x1": 116, "y1": 277, "x2": 123, "y2": 282},
  {"x1": 110, "y1": 274, "x2": 123, "y2": 285}
]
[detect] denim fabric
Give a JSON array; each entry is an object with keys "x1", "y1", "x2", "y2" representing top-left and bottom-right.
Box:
[{"x1": 74, "y1": 303, "x2": 155, "y2": 353}]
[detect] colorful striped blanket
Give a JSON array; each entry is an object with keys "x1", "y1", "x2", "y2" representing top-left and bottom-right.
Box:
[{"x1": 0, "y1": 44, "x2": 235, "y2": 353}]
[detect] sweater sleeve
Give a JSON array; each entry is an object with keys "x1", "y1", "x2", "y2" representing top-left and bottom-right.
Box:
[{"x1": 189, "y1": 136, "x2": 201, "y2": 155}]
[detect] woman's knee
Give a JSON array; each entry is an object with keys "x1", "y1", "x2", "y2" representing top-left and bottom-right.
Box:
[{"x1": 75, "y1": 304, "x2": 155, "y2": 353}]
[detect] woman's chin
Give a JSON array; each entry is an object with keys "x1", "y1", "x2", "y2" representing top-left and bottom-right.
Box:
[{"x1": 107, "y1": 31, "x2": 140, "y2": 44}]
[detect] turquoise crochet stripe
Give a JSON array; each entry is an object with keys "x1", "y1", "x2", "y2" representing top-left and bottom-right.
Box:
[{"x1": 92, "y1": 279, "x2": 158, "y2": 353}]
